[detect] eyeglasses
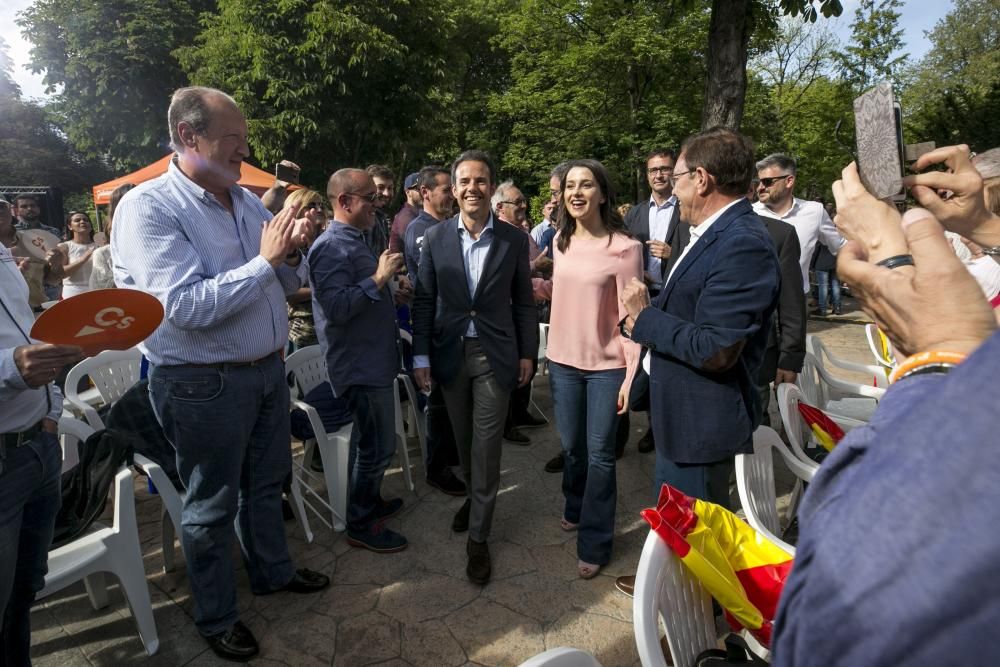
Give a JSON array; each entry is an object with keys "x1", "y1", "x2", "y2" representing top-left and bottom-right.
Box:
[
  {"x1": 647, "y1": 166, "x2": 674, "y2": 176},
  {"x1": 668, "y1": 170, "x2": 693, "y2": 187},
  {"x1": 501, "y1": 199, "x2": 528, "y2": 207},
  {"x1": 344, "y1": 191, "x2": 378, "y2": 203},
  {"x1": 756, "y1": 174, "x2": 791, "y2": 188}
]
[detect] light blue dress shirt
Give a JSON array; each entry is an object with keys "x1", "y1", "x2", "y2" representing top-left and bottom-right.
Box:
[
  {"x1": 0, "y1": 246, "x2": 62, "y2": 432},
  {"x1": 111, "y1": 158, "x2": 304, "y2": 366},
  {"x1": 647, "y1": 195, "x2": 677, "y2": 283},
  {"x1": 413, "y1": 213, "x2": 495, "y2": 370}
]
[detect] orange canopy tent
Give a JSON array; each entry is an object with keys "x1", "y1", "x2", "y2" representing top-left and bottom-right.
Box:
[{"x1": 92, "y1": 154, "x2": 282, "y2": 205}]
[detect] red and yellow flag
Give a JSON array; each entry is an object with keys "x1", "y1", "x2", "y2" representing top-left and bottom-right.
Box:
[
  {"x1": 641, "y1": 484, "x2": 793, "y2": 647},
  {"x1": 796, "y1": 402, "x2": 846, "y2": 452}
]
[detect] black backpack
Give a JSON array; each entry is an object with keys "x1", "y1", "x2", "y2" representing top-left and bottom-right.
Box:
[{"x1": 51, "y1": 428, "x2": 133, "y2": 549}]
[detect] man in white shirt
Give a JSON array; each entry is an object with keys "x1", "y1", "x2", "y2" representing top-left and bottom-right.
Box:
[{"x1": 752, "y1": 154, "x2": 844, "y2": 293}]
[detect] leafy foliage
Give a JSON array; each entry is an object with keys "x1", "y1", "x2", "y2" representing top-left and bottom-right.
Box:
[
  {"x1": 17, "y1": 0, "x2": 213, "y2": 170},
  {"x1": 832, "y1": 0, "x2": 907, "y2": 94}
]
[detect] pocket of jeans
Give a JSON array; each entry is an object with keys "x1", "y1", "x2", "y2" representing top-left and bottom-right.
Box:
[{"x1": 165, "y1": 371, "x2": 225, "y2": 402}]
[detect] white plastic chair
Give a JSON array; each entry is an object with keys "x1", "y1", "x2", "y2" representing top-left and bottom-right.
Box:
[
  {"x1": 735, "y1": 427, "x2": 802, "y2": 555},
  {"x1": 62, "y1": 350, "x2": 184, "y2": 572},
  {"x1": 518, "y1": 647, "x2": 603, "y2": 667},
  {"x1": 62, "y1": 349, "x2": 143, "y2": 428},
  {"x1": 285, "y1": 345, "x2": 350, "y2": 534},
  {"x1": 864, "y1": 322, "x2": 897, "y2": 372},
  {"x1": 43, "y1": 417, "x2": 159, "y2": 655},
  {"x1": 777, "y1": 383, "x2": 865, "y2": 469},
  {"x1": 633, "y1": 529, "x2": 718, "y2": 667},
  {"x1": 797, "y1": 353, "x2": 883, "y2": 422},
  {"x1": 806, "y1": 334, "x2": 888, "y2": 389}
]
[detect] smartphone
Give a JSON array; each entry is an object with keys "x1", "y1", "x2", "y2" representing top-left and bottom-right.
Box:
[
  {"x1": 853, "y1": 82, "x2": 904, "y2": 199},
  {"x1": 275, "y1": 162, "x2": 299, "y2": 185}
]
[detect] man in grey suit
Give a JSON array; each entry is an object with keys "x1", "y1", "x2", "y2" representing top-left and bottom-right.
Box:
[{"x1": 412, "y1": 150, "x2": 538, "y2": 585}]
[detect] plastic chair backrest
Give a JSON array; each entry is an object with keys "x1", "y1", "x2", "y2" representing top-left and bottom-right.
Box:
[
  {"x1": 776, "y1": 384, "x2": 819, "y2": 466},
  {"x1": 285, "y1": 345, "x2": 328, "y2": 399},
  {"x1": 64, "y1": 349, "x2": 143, "y2": 429},
  {"x1": 796, "y1": 354, "x2": 825, "y2": 407},
  {"x1": 865, "y1": 323, "x2": 896, "y2": 370},
  {"x1": 807, "y1": 335, "x2": 888, "y2": 388},
  {"x1": 736, "y1": 428, "x2": 799, "y2": 554},
  {"x1": 633, "y1": 529, "x2": 717, "y2": 667}
]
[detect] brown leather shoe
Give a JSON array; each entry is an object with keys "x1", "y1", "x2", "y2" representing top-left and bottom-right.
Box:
[{"x1": 615, "y1": 574, "x2": 635, "y2": 597}]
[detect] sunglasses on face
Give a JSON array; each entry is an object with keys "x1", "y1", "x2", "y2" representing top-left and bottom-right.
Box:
[
  {"x1": 345, "y1": 191, "x2": 378, "y2": 204},
  {"x1": 757, "y1": 174, "x2": 791, "y2": 188}
]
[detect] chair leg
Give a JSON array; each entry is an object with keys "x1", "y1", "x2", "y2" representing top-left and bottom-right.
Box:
[
  {"x1": 288, "y1": 474, "x2": 314, "y2": 543},
  {"x1": 111, "y1": 552, "x2": 161, "y2": 656},
  {"x1": 393, "y1": 383, "x2": 415, "y2": 492},
  {"x1": 160, "y1": 505, "x2": 176, "y2": 573},
  {"x1": 84, "y1": 572, "x2": 109, "y2": 610},
  {"x1": 318, "y1": 434, "x2": 348, "y2": 532}
]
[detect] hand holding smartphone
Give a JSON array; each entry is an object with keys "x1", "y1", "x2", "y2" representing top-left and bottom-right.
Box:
[{"x1": 275, "y1": 161, "x2": 300, "y2": 186}]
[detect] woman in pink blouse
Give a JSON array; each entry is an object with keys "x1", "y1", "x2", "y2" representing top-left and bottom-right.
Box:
[{"x1": 547, "y1": 159, "x2": 642, "y2": 579}]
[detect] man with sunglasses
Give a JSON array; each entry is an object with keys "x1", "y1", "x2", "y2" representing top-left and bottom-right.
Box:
[
  {"x1": 753, "y1": 154, "x2": 844, "y2": 298},
  {"x1": 310, "y1": 168, "x2": 409, "y2": 554}
]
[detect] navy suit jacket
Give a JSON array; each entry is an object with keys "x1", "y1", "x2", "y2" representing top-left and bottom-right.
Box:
[
  {"x1": 624, "y1": 198, "x2": 683, "y2": 274},
  {"x1": 629, "y1": 199, "x2": 780, "y2": 463},
  {"x1": 412, "y1": 215, "x2": 538, "y2": 392}
]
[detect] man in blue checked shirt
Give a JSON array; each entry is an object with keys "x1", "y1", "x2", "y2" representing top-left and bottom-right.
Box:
[{"x1": 111, "y1": 86, "x2": 329, "y2": 663}]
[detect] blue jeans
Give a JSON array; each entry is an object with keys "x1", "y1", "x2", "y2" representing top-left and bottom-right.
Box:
[
  {"x1": 654, "y1": 454, "x2": 733, "y2": 510},
  {"x1": 344, "y1": 385, "x2": 397, "y2": 532},
  {"x1": 149, "y1": 355, "x2": 295, "y2": 637},
  {"x1": 549, "y1": 362, "x2": 624, "y2": 565},
  {"x1": 0, "y1": 431, "x2": 61, "y2": 666},
  {"x1": 816, "y1": 269, "x2": 841, "y2": 312}
]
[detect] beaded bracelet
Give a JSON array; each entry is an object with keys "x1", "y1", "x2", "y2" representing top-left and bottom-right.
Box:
[{"x1": 889, "y1": 350, "x2": 967, "y2": 384}]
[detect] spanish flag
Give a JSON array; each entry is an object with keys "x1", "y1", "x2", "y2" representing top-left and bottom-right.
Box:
[
  {"x1": 796, "y1": 402, "x2": 846, "y2": 452},
  {"x1": 641, "y1": 484, "x2": 793, "y2": 647}
]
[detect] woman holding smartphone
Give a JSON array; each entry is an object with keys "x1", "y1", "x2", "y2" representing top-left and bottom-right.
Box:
[{"x1": 546, "y1": 159, "x2": 642, "y2": 579}]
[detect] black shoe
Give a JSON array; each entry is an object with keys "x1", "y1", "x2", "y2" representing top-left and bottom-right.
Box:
[
  {"x1": 615, "y1": 575, "x2": 635, "y2": 598},
  {"x1": 615, "y1": 441, "x2": 625, "y2": 460},
  {"x1": 466, "y1": 538, "x2": 491, "y2": 585},
  {"x1": 452, "y1": 498, "x2": 471, "y2": 533},
  {"x1": 426, "y1": 469, "x2": 467, "y2": 496},
  {"x1": 346, "y1": 522, "x2": 408, "y2": 553},
  {"x1": 515, "y1": 412, "x2": 547, "y2": 428},
  {"x1": 832, "y1": 305, "x2": 843, "y2": 316},
  {"x1": 206, "y1": 621, "x2": 259, "y2": 662},
  {"x1": 810, "y1": 308, "x2": 828, "y2": 317},
  {"x1": 376, "y1": 496, "x2": 404, "y2": 520},
  {"x1": 637, "y1": 429, "x2": 655, "y2": 454},
  {"x1": 281, "y1": 568, "x2": 330, "y2": 594},
  {"x1": 503, "y1": 426, "x2": 530, "y2": 445},
  {"x1": 544, "y1": 453, "x2": 564, "y2": 473}
]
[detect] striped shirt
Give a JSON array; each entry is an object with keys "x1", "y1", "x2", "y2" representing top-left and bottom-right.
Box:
[{"x1": 111, "y1": 157, "x2": 303, "y2": 366}]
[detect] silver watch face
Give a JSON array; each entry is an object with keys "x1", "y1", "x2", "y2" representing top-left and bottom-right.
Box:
[{"x1": 983, "y1": 246, "x2": 1000, "y2": 256}]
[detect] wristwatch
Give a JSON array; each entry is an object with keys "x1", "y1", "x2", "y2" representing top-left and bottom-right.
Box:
[{"x1": 981, "y1": 245, "x2": 1000, "y2": 257}]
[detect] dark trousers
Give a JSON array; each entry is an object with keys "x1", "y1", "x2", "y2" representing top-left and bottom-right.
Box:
[
  {"x1": 344, "y1": 384, "x2": 397, "y2": 531},
  {"x1": 425, "y1": 385, "x2": 459, "y2": 476},
  {"x1": 506, "y1": 358, "x2": 538, "y2": 427},
  {"x1": 0, "y1": 432, "x2": 61, "y2": 667}
]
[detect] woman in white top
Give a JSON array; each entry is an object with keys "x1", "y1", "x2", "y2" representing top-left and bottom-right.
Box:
[
  {"x1": 89, "y1": 183, "x2": 135, "y2": 291},
  {"x1": 58, "y1": 211, "x2": 96, "y2": 298}
]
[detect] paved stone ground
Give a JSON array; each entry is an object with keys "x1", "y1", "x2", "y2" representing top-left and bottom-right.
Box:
[{"x1": 29, "y1": 302, "x2": 875, "y2": 667}]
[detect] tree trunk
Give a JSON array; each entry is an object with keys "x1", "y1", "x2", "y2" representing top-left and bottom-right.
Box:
[{"x1": 701, "y1": 0, "x2": 752, "y2": 130}]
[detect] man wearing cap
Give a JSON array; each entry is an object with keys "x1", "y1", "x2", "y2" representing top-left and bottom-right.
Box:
[
  {"x1": 1, "y1": 241, "x2": 83, "y2": 664},
  {"x1": 112, "y1": 86, "x2": 329, "y2": 662},
  {"x1": 389, "y1": 171, "x2": 423, "y2": 254}
]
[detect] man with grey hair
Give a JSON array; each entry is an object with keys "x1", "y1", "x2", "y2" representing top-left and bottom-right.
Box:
[
  {"x1": 753, "y1": 153, "x2": 844, "y2": 304},
  {"x1": 112, "y1": 86, "x2": 329, "y2": 662}
]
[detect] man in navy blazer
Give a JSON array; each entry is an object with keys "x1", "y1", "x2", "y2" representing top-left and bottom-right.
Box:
[
  {"x1": 621, "y1": 127, "x2": 780, "y2": 507},
  {"x1": 412, "y1": 150, "x2": 538, "y2": 585}
]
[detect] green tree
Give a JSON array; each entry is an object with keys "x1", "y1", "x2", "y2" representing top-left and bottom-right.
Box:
[
  {"x1": 177, "y1": 0, "x2": 476, "y2": 189},
  {"x1": 0, "y1": 37, "x2": 111, "y2": 192},
  {"x1": 902, "y1": 0, "x2": 1000, "y2": 151},
  {"x1": 832, "y1": 0, "x2": 907, "y2": 94},
  {"x1": 17, "y1": 0, "x2": 212, "y2": 170},
  {"x1": 490, "y1": 0, "x2": 708, "y2": 202}
]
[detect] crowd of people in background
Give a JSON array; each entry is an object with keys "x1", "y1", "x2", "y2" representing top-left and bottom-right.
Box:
[{"x1": 2, "y1": 82, "x2": 999, "y2": 665}]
